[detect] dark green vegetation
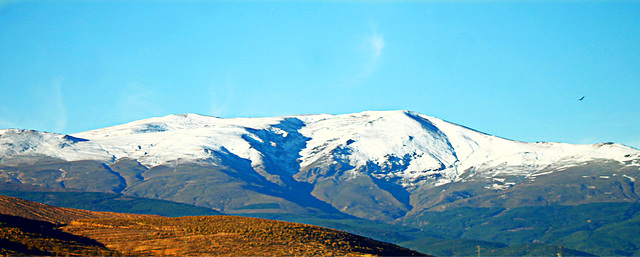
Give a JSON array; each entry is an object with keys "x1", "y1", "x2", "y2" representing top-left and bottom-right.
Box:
[
  {"x1": 402, "y1": 203, "x2": 640, "y2": 256},
  {"x1": 401, "y1": 239, "x2": 595, "y2": 256},
  {"x1": 246, "y1": 212, "x2": 596, "y2": 257},
  {"x1": 487, "y1": 243, "x2": 595, "y2": 256}
]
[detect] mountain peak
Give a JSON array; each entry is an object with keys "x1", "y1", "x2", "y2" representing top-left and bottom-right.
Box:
[{"x1": 1, "y1": 110, "x2": 638, "y2": 187}]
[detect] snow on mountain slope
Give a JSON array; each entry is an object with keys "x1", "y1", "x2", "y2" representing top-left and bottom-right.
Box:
[
  {"x1": 417, "y1": 111, "x2": 638, "y2": 182},
  {"x1": 73, "y1": 113, "x2": 289, "y2": 168},
  {"x1": 296, "y1": 111, "x2": 460, "y2": 185},
  {"x1": 298, "y1": 110, "x2": 638, "y2": 187},
  {"x1": 2, "y1": 111, "x2": 638, "y2": 189},
  {"x1": 0, "y1": 129, "x2": 112, "y2": 163}
]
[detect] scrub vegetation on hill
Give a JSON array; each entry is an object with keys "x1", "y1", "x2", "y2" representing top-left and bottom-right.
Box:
[
  {"x1": 65, "y1": 215, "x2": 425, "y2": 256},
  {"x1": 0, "y1": 214, "x2": 117, "y2": 256},
  {"x1": 0, "y1": 195, "x2": 426, "y2": 256}
]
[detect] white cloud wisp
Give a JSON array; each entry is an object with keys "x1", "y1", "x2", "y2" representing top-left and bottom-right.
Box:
[{"x1": 340, "y1": 27, "x2": 386, "y2": 87}]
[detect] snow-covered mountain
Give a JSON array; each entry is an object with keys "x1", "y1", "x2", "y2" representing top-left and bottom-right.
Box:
[
  {"x1": 1, "y1": 110, "x2": 639, "y2": 221},
  {"x1": 3, "y1": 110, "x2": 637, "y2": 186}
]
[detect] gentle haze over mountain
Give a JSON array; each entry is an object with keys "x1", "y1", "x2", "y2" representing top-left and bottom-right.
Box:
[{"x1": 0, "y1": 0, "x2": 638, "y2": 148}]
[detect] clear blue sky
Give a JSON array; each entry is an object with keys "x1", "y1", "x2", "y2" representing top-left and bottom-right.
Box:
[{"x1": 1, "y1": 1, "x2": 639, "y2": 149}]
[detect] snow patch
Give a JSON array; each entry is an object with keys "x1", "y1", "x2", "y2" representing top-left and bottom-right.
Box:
[
  {"x1": 531, "y1": 171, "x2": 554, "y2": 177},
  {"x1": 623, "y1": 175, "x2": 636, "y2": 182}
]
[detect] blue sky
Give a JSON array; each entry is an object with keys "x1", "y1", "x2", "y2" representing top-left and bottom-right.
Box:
[{"x1": 1, "y1": 1, "x2": 639, "y2": 149}]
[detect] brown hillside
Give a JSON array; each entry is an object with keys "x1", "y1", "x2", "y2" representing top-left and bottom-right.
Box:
[
  {"x1": 65, "y1": 215, "x2": 427, "y2": 256},
  {"x1": 0, "y1": 195, "x2": 428, "y2": 256},
  {"x1": 0, "y1": 213, "x2": 118, "y2": 256},
  {"x1": 0, "y1": 195, "x2": 154, "y2": 224}
]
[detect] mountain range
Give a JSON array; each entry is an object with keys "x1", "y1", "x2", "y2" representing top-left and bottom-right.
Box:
[{"x1": 1, "y1": 110, "x2": 639, "y2": 255}]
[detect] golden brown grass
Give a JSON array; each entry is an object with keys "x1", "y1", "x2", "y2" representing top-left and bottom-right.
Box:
[
  {"x1": 64, "y1": 215, "x2": 425, "y2": 256},
  {"x1": 0, "y1": 213, "x2": 119, "y2": 256},
  {"x1": 0, "y1": 195, "x2": 426, "y2": 256}
]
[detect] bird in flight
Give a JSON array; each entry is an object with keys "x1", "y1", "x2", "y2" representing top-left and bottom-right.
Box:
[{"x1": 578, "y1": 96, "x2": 585, "y2": 101}]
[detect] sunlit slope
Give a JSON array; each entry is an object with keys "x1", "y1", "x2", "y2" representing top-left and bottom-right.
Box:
[
  {"x1": 65, "y1": 215, "x2": 426, "y2": 256},
  {"x1": 0, "y1": 195, "x2": 427, "y2": 256}
]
